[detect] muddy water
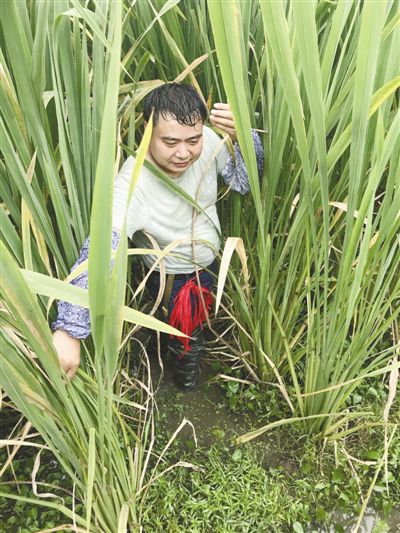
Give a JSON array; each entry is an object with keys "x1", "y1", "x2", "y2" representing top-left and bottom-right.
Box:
[
  {"x1": 151, "y1": 357, "x2": 279, "y2": 459},
  {"x1": 323, "y1": 509, "x2": 400, "y2": 533},
  {"x1": 146, "y1": 351, "x2": 399, "y2": 533}
]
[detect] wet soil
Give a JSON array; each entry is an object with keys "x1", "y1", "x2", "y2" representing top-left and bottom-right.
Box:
[
  {"x1": 145, "y1": 349, "x2": 400, "y2": 533},
  {"x1": 151, "y1": 355, "x2": 279, "y2": 460}
]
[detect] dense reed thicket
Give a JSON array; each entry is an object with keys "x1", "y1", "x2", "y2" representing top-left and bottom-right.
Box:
[
  {"x1": 209, "y1": 0, "x2": 400, "y2": 436},
  {"x1": 1, "y1": 1, "x2": 189, "y2": 529},
  {"x1": 1, "y1": 0, "x2": 399, "y2": 530}
]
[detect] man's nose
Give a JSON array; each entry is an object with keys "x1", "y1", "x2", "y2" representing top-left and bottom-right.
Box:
[{"x1": 175, "y1": 144, "x2": 190, "y2": 159}]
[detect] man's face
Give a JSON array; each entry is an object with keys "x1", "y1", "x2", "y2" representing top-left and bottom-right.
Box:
[{"x1": 146, "y1": 114, "x2": 204, "y2": 177}]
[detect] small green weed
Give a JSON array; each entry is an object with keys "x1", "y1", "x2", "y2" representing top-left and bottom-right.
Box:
[
  {"x1": 0, "y1": 448, "x2": 73, "y2": 532},
  {"x1": 141, "y1": 444, "x2": 313, "y2": 533},
  {"x1": 140, "y1": 431, "x2": 399, "y2": 532}
]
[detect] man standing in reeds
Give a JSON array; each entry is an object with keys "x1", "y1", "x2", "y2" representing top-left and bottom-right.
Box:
[{"x1": 52, "y1": 83, "x2": 263, "y2": 390}]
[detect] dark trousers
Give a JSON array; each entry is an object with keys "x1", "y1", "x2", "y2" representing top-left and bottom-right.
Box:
[{"x1": 146, "y1": 260, "x2": 218, "y2": 354}]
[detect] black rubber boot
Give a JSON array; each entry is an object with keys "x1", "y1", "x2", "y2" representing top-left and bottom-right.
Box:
[{"x1": 169, "y1": 327, "x2": 204, "y2": 391}]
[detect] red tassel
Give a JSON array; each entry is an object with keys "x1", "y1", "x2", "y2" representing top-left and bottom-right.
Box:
[{"x1": 169, "y1": 278, "x2": 213, "y2": 352}]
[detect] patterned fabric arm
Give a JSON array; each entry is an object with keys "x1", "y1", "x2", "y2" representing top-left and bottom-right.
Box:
[
  {"x1": 221, "y1": 130, "x2": 264, "y2": 195},
  {"x1": 51, "y1": 230, "x2": 121, "y2": 339}
]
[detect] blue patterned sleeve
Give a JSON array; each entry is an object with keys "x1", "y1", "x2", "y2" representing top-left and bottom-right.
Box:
[
  {"x1": 51, "y1": 230, "x2": 120, "y2": 339},
  {"x1": 221, "y1": 130, "x2": 264, "y2": 195}
]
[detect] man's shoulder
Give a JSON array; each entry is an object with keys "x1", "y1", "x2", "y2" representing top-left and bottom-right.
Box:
[
  {"x1": 201, "y1": 125, "x2": 229, "y2": 170},
  {"x1": 203, "y1": 125, "x2": 230, "y2": 151},
  {"x1": 117, "y1": 155, "x2": 135, "y2": 176},
  {"x1": 118, "y1": 155, "x2": 149, "y2": 184},
  {"x1": 203, "y1": 125, "x2": 220, "y2": 145},
  {"x1": 121, "y1": 155, "x2": 136, "y2": 170}
]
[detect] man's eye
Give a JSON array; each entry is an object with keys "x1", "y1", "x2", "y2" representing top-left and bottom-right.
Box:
[
  {"x1": 188, "y1": 140, "x2": 199, "y2": 145},
  {"x1": 165, "y1": 142, "x2": 177, "y2": 147}
]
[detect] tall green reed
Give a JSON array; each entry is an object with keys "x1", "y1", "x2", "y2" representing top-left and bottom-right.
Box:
[
  {"x1": 208, "y1": 0, "x2": 400, "y2": 434},
  {"x1": 1, "y1": 1, "x2": 185, "y2": 530}
]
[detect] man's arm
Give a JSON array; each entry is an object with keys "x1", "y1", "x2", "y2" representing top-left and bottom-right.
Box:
[
  {"x1": 51, "y1": 156, "x2": 145, "y2": 378},
  {"x1": 51, "y1": 231, "x2": 120, "y2": 378},
  {"x1": 209, "y1": 103, "x2": 264, "y2": 194}
]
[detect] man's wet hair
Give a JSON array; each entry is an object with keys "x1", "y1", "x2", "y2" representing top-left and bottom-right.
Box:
[{"x1": 143, "y1": 83, "x2": 208, "y2": 127}]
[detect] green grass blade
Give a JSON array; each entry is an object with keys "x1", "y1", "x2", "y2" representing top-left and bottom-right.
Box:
[
  {"x1": 87, "y1": 1, "x2": 122, "y2": 352},
  {"x1": 86, "y1": 427, "x2": 96, "y2": 530}
]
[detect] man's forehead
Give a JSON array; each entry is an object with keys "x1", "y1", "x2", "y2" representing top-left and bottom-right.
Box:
[
  {"x1": 161, "y1": 133, "x2": 203, "y2": 141},
  {"x1": 154, "y1": 114, "x2": 204, "y2": 139}
]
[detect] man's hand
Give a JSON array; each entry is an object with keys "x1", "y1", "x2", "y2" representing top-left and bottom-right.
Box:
[
  {"x1": 52, "y1": 330, "x2": 81, "y2": 379},
  {"x1": 209, "y1": 103, "x2": 237, "y2": 142}
]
